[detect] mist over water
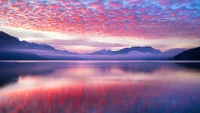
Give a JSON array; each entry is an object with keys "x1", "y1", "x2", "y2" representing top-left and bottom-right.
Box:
[{"x1": 0, "y1": 61, "x2": 200, "y2": 113}]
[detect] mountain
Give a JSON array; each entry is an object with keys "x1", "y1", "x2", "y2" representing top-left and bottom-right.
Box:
[
  {"x1": 155, "y1": 48, "x2": 187, "y2": 59},
  {"x1": 0, "y1": 51, "x2": 50, "y2": 60},
  {"x1": 89, "y1": 46, "x2": 161, "y2": 55},
  {"x1": 21, "y1": 41, "x2": 56, "y2": 50},
  {"x1": 173, "y1": 46, "x2": 200, "y2": 60},
  {"x1": 90, "y1": 49, "x2": 114, "y2": 55},
  {"x1": 0, "y1": 31, "x2": 78, "y2": 54},
  {"x1": 0, "y1": 31, "x2": 55, "y2": 50},
  {"x1": 0, "y1": 31, "x2": 80, "y2": 60},
  {"x1": 20, "y1": 40, "x2": 78, "y2": 55},
  {"x1": 0, "y1": 31, "x2": 22, "y2": 48},
  {"x1": 114, "y1": 46, "x2": 161, "y2": 54},
  {"x1": 1, "y1": 31, "x2": 190, "y2": 60},
  {"x1": 162, "y1": 48, "x2": 187, "y2": 55}
]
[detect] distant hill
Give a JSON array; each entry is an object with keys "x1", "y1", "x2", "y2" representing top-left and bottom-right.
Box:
[
  {"x1": 114, "y1": 46, "x2": 161, "y2": 54},
  {"x1": 90, "y1": 49, "x2": 114, "y2": 55},
  {"x1": 89, "y1": 46, "x2": 161, "y2": 55},
  {"x1": 173, "y1": 46, "x2": 200, "y2": 60}
]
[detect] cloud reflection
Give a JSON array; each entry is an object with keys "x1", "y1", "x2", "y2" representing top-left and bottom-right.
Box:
[
  {"x1": 1, "y1": 75, "x2": 200, "y2": 113},
  {"x1": 0, "y1": 61, "x2": 200, "y2": 112}
]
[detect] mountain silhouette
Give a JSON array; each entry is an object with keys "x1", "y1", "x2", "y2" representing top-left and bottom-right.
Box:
[
  {"x1": 114, "y1": 46, "x2": 161, "y2": 54},
  {"x1": 90, "y1": 49, "x2": 114, "y2": 55},
  {"x1": 173, "y1": 46, "x2": 200, "y2": 60},
  {"x1": 0, "y1": 31, "x2": 80, "y2": 60},
  {"x1": 0, "y1": 31, "x2": 22, "y2": 48},
  {"x1": 89, "y1": 46, "x2": 161, "y2": 55},
  {"x1": 0, "y1": 31, "x2": 189, "y2": 60},
  {"x1": 0, "y1": 31, "x2": 78, "y2": 54}
]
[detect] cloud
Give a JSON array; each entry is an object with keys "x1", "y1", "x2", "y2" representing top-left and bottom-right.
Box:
[{"x1": 0, "y1": 0, "x2": 199, "y2": 39}]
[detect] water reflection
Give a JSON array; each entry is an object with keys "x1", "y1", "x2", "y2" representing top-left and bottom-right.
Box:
[{"x1": 0, "y1": 61, "x2": 200, "y2": 113}]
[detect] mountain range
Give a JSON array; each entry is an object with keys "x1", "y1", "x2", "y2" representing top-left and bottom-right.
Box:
[
  {"x1": 0, "y1": 31, "x2": 198, "y2": 60},
  {"x1": 0, "y1": 31, "x2": 78, "y2": 54}
]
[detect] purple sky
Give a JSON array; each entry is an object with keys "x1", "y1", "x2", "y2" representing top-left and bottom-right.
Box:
[{"x1": 0, "y1": 0, "x2": 200, "y2": 53}]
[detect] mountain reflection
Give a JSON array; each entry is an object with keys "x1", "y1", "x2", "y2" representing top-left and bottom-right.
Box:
[
  {"x1": 0, "y1": 61, "x2": 200, "y2": 113},
  {"x1": 1, "y1": 61, "x2": 199, "y2": 86}
]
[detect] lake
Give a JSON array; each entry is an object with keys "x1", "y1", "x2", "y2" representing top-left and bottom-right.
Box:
[{"x1": 0, "y1": 60, "x2": 200, "y2": 113}]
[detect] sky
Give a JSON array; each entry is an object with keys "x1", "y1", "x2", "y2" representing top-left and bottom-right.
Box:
[{"x1": 0, "y1": 0, "x2": 200, "y2": 53}]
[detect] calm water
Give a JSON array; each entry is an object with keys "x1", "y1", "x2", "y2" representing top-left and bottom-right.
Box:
[{"x1": 0, "y1": 61, "x2": 200, "y2": 113}]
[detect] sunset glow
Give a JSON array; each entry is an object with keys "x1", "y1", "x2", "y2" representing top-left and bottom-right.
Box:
[
  {"x1": 0, "y1": 0, "x2": 200, "y2": 52},
  {"x1": 0, "y1": 1, "x2": 200, "y2": 111}
]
